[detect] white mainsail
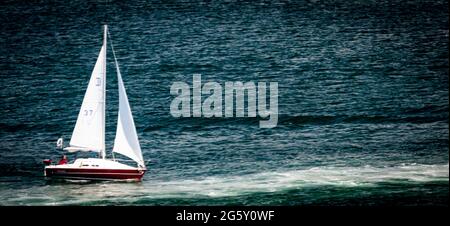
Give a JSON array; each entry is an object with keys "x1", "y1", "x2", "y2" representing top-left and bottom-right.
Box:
[
  {"x1": 66, "y1": 26, "x2": 107, "y2": 157},
  {"x1": 111, "y1": 41, "x2": 145, "y2": 167}
]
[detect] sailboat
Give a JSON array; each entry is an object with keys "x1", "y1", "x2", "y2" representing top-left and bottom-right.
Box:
[{"x1": 44, "y1": 25, "x2": 146, "y2": 181}]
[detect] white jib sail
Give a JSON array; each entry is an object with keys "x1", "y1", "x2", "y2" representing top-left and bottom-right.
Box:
[
  {"x1": 68, "y1": 27, "x2": 107, "y2": 154},
  {"x1": 111, "y1": 41, "x2": 145, "y2": 168}
]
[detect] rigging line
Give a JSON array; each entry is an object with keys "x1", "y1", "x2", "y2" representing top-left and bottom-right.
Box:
[
  {"x1": 107, "y1": 30, "x2": 120, "y2": 70},
  {"x1": 107, "y1": 30, "x2": 119, "y2": 162}
]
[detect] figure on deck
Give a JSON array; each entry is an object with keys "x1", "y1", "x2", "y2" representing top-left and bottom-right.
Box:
[{"x1": 58, "y1": 155, "x2": 68, "y2": 165}]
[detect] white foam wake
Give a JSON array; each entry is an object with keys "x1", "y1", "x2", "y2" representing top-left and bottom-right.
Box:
[
  {"x1": 144, "y1": 163, "x2": 449, "y2": 198},
  {"x1": 2, "y1": 163, "x2": 448, "y2": 205}
]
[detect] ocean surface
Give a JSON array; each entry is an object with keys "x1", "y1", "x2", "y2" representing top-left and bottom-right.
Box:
[{"x1": 0, "y1": 0, "x2": 448, "y2": 206}]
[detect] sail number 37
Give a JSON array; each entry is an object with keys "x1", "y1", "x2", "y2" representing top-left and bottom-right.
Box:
[{"x1": 84, "y1": 109, "x2": 93, "y2": 116}]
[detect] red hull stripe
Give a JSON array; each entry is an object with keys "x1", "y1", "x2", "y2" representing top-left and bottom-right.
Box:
[{"x1": 45, "y1": 168, "x2": 146, "y2": 181}]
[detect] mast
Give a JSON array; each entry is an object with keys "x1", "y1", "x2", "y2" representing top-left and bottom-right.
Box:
[{"x1": 101, "y1": 24, "x2": 107, "y2": 159}]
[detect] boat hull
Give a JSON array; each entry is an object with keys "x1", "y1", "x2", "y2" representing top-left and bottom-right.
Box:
[{"x1": 45, "y1": 167, "x2": 146, "y2": 181}]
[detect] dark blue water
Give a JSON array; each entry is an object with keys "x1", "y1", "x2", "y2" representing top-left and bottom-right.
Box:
[{"x1": 0, "y1": 0, "x2": 448, "y2": 205}]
